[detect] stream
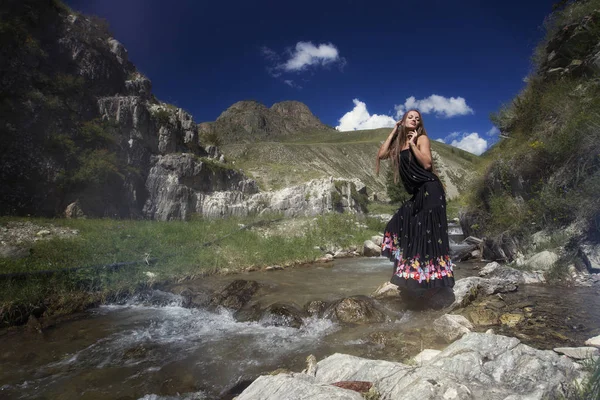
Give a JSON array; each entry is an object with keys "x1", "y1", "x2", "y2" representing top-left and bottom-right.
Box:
[{"x1": 1, "y1": 257, "x2": 599, "y2": 400}]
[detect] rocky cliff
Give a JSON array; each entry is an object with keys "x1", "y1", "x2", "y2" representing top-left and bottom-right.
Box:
[
  {"x1": 198, "y1": 100, "x2": 334, "y2": 143},
  {"x1": 0, "y1": 1, "x2": 356, "y2": 220}
]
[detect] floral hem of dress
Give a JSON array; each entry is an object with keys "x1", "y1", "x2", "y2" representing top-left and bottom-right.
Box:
[{"x1": 382, "y1": 232, "x2": 454, "y2": 285}]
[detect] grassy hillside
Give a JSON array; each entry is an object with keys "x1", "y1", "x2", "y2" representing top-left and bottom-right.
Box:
[
  {"x1": 221, "y1": 127, "x2": 478, "y2": 201},
  {"x1": 462, "y1": 0, "x2": 600, "y2": 265}
]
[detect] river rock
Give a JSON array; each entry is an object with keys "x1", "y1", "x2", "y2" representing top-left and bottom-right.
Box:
[
  {"x1": 478, "y1": 262, "x2": 546, "y2": 285},
  {"x1": 210, "y1": 280, "x2": 260, "y2": 310},
  {"x1": 433, "y1": 314, "x2": 473, "y2": 343},
  {"x1": 323, "y1": 296, "x2": 387, "y2": 324},
  {"x1": 553, "y1": 347, "x2": 599, "y2": 360},
  {"x1": 371, "y1": 282, "x2": 400, "y2": 299},
  {"x1": 413, "y1": 349, "x2": 441, "y2": 364},
  {"x1": 259, "y1": 303, "x2": 306, "y2": 329},
  {"x1": 450, "y1": 276, "x2": 517, "y2": 310},
  {"x1": 363, "y1": 240, "x2": 381, "y2": 257},
  {"x1": 585, "y1": 335, "x2": 600, "y2": 348},
  {"x1": 371, "y1": 235, "x2": 383, "y2": 246}
]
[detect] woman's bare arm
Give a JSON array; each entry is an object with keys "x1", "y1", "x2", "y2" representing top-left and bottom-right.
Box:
[
  {"x1": 377, "y1": 123, "x2": 401, "y2": 159},
  {"x1": 410, "y1": 134, "x2": 433, "y2": 170}
]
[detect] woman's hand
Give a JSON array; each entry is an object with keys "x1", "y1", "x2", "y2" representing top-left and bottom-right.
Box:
[{"x1": 407, "y1": 130, "x2": 418, "y2": 146}]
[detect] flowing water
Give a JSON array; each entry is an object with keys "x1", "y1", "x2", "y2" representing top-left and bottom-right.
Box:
[{"x1": 1, "y1": 257, "x2": 599, "y2": 400}]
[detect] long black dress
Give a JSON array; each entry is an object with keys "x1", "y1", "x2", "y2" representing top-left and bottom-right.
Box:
[{"x1": 381, "y1": 148, "x2": 455, "y2": 291}]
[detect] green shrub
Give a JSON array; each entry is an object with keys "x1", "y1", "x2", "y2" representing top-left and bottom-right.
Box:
[{"x1": 153, "y1": 109, "x2": 171, "y2": 126}]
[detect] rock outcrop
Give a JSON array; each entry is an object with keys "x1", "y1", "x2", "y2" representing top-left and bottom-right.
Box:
[{"x1": 238, "y1": 332, "x2": 585, "y2": 400}]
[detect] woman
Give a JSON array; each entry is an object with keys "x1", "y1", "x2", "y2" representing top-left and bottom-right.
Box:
[{"x1": 377, "y1": 109, "x2": 455, "y2": 297}]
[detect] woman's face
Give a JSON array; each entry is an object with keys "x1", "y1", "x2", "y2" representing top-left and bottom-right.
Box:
[{"x1": 404, "y1": 111, "x2": 421, "y2": 130}]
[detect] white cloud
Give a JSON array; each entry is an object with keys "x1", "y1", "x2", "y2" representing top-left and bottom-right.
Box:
[
  {"x1": 486, "y1": 126, "x2": 500, "y2": 136},
  {"x1": 284, "y1": 79, "x2": 302, "y2": 89},
  {"x1": 261, "y1": 41, "x2": 345, "y2": 87},
  {"x1": 436, "y1": 138, "x2": 446, "y2": 143},
  {"x1": 394, "y1": 95, "x2": 474, "y2": 119},
  {"x1": 446, "y1": 132, "x2": 461, "y2": 140},
  {"x1": 450, "y1": 132, "x2": 488, "y2": 155},
  {"x1": 336, "y1": 99, "x2": 396, "y2": 131},
  {"x1": 282, "y1": 42, "x2": 343, "y2": 71}
]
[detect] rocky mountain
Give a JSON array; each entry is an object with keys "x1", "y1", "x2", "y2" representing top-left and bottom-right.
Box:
[{"x1": 198, "y1": 100, "x2": 334, "y2": 143}]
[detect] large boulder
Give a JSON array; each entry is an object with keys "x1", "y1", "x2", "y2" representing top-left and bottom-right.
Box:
[
  {"x1": 450, "y1": 276, "x2": 518, "y2": 310},
  {"x1": 239, "y1": 332, "x2": 586, "y2": 399},
  {"x1": 363, "y1": 240, "x2": 382, "y2": 257},
  {"x1": 525, "y1": 251, "x2": 559, "y2": 271}
]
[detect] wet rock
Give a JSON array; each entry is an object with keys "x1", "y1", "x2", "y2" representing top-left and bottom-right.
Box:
[
  {"x1": 237, "y1": 374, "x2": 364, "y2": 400},
  {"x1": 468, "y1": 307, "x2": 500, "y2": 326},
  {"x1": 413, "y1": 349, "x2": 441, "y2": 365},
  {"x1": 233, "y1": 303, "x2": 262, "y2": 323},
  {"x1": 177, "y1": 288, "x2": 212, "y2": 308},
  {"x1": 324, "y1": 296, "x2": 387, "y2": 324},
  {"x1": 500, "y1": 313, "x2": 524, "y2": 327},
  {"x1": 210, "y1": 280, "x2": 260, "y2": 310},
  {"x1": 304, "y1": 300, "x2": 327, "y2": 317},
  {"x1": 553, "y1": 347, "x2": 599, "y2": 360},
  {"x1": 134, "y1": 290, "x2": 182, "y2": 307},
  {"x1": 265, "y1": 265, "x2": 283, "y2": 271},
  {"x1": 433, "y1": 314, "x2": 473, "y2": 343},
  {"x1": 259, "y1": 303, "x2": 306, "y2": 328},
  {"x1": 371, "y1": 282, "x2": 400, "y2": 299},
  {"x1": 585, "y1": 335, "x2": 600, "y2": 349},
  {"x1": 363, "y1": 240, "x2": 381, "y2": 257}
]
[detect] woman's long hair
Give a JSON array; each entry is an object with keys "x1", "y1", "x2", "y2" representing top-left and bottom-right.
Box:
[{"x1": 376, "y1": 109, "x2": 430, "y2": 183}]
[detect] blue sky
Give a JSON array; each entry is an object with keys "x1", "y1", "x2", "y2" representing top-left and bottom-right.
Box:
[{"x1": 66, "y1": 0, "x2": 555, "y2": 154}]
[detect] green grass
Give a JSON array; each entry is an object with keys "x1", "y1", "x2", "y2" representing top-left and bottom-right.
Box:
[{"x1": 0, "y1": 213, "x2": 382, "y2": 325}]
